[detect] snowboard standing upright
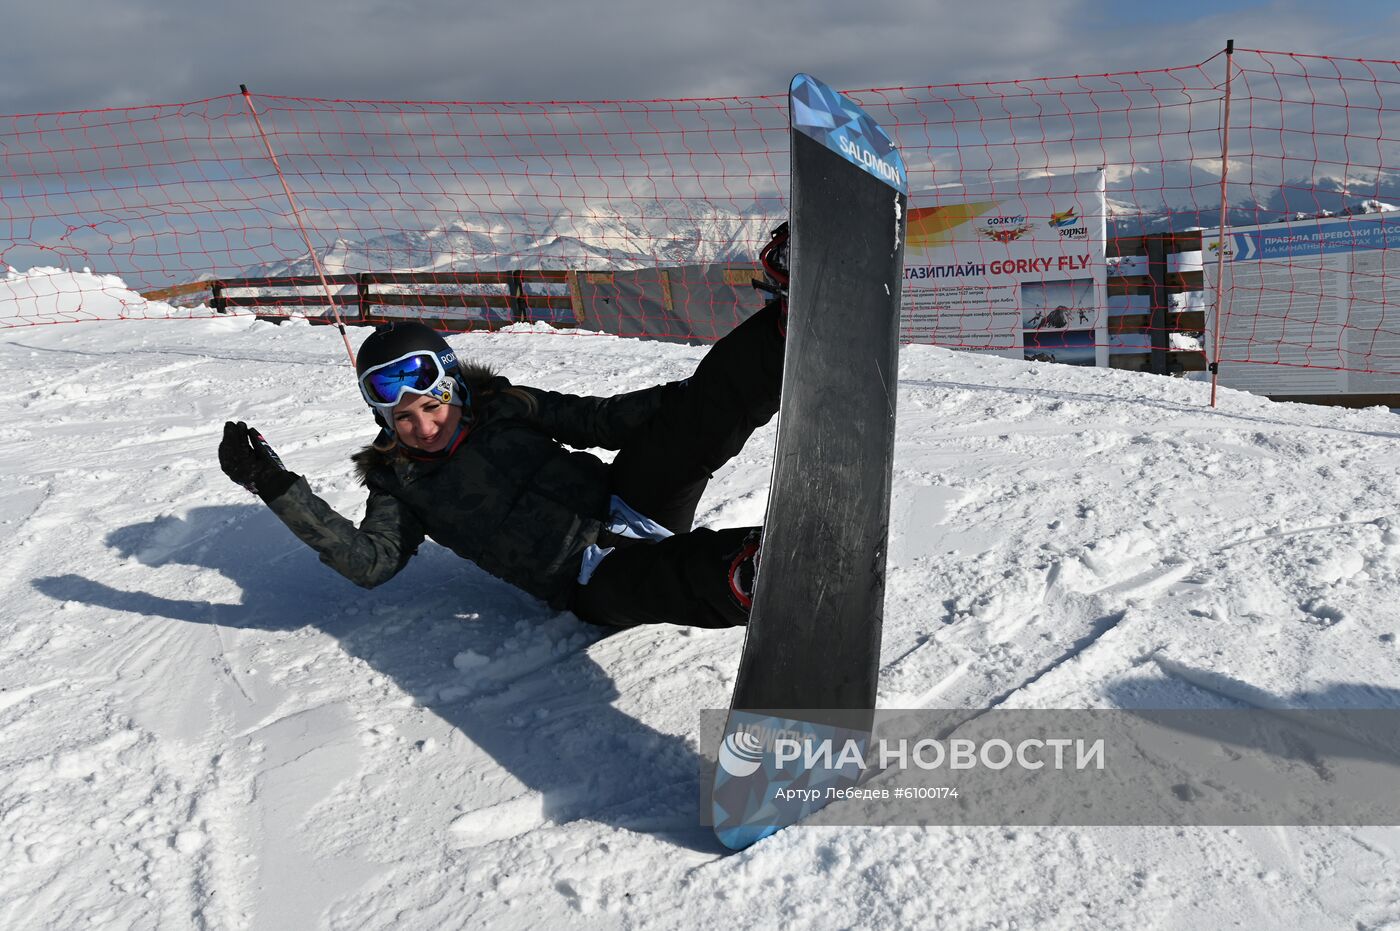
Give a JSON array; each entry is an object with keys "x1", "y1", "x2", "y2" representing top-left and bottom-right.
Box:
[{"x1": 709, "y1": 74, "x2": 908, "y2": 850}]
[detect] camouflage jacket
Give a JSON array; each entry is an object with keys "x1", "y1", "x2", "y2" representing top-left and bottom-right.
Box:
[{"x1": 265, "y1": 368, "x2": 673, "y2": 608}]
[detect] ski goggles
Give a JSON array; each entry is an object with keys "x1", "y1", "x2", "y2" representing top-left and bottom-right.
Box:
[{"x1": 358, "y1": 349, "x2": 459, "y2": 409}]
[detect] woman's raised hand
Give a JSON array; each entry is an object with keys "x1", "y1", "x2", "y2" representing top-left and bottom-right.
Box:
[{"x1": 219, "y1": 421, "x2": 298, "y2": 501}]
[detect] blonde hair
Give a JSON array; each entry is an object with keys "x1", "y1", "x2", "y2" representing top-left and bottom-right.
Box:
[{"x1": 499, "y1": 385, "x2": 539, "y2": 417}]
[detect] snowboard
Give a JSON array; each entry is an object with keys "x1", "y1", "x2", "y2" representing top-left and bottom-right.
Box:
[{"x1": 709, "y1": 74, "x2": 908, "y2": 850}]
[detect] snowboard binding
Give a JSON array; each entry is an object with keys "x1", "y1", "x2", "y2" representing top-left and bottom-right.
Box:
[
  {"x1": 753, "y1": 222, "x2": 790, "y2": 334},
  {"x1": 727, "y1": 530, "x2": 763, "y2": 611}
]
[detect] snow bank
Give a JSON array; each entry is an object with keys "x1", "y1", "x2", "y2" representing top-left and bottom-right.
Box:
[{"x1": 0, "y1": 266, "x2": 213, "y2": 325}]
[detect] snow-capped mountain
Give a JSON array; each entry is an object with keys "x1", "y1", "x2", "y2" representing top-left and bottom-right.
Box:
[
  {"x1": 1106, "y1": 170, "x2": 1400, "y2": 236},
  {"x1": 245, "y1": 200, "x2": 782, "y2": 277},
  {"x1": 1289, "y1": 198, "x2": 1400, "y2": 221},
  {"x1": 240, "y1": 177, "x2": 1399, "y2": 281}
]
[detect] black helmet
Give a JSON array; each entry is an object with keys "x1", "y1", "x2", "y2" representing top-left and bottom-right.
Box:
[{"x1": 356, "y1": 320, "x2": 453, "y2": 379}]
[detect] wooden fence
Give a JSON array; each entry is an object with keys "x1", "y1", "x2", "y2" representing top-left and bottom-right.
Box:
[
  {"x1": 139, "y1": 253, "x2": 1213, "y2": 377},
  {"x1": 1106, "y1": 231, "x2": 1209, "y2": 375},
  {"x1": 144, "y1": 270, "x2": 583, "y2": 332}
]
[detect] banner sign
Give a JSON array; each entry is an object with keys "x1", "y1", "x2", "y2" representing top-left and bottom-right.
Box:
[
  {"x1": 902, "y1": 171, "x2": 1108, "y2": 366},
  {"x1": 1205, "y1": 212, "x2": 1400, "y2": 396}
]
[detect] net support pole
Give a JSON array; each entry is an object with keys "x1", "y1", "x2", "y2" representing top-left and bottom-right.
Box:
[
  {"x1": 1208, "y1": 40, "x2": 1235, "y2": 408},
  {"x1": 239, "y1": 84, "x2": 357, "y2": 366}
]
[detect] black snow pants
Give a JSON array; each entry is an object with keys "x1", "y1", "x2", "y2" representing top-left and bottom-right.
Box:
[{"x1": 570, "y1": 300, "x2": 785, "y2": 629}]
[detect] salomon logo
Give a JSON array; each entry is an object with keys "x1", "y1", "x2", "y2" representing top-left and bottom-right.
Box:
[
  {"x1": 837, "y1": 137, "x2": 902, "y2": 186},
  {"x1": 718, "y1": 730, "x2": 766, "y2": 778}
]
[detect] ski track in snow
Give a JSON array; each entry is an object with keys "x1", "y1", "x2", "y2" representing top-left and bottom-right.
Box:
[{"x1": 1, "y1": 272, "x2": 1399, "y2": 929}]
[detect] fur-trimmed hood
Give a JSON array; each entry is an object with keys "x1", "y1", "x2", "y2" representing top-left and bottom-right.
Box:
[{"x1": 351, "y1": 358, "x2": 508, "y2": 484}]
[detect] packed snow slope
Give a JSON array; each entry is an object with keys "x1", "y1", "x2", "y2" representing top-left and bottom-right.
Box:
[{"x1": 1, "y1": 268, "x2": 1399, "y2": 930}]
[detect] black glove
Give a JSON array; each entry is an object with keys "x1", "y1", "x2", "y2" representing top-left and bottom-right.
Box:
[{"x1": 219, "y1": 421, "x2": 298, "y2": 502}]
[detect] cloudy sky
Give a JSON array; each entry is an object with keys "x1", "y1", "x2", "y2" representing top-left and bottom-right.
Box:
[{"x1": 3, "y1": 0, "x2": 1397, "y2": 114}]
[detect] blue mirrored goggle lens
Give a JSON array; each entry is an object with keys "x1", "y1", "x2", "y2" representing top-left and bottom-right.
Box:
[{"x1": 361, "y1": 353, "x2": 442, "y2": 405}]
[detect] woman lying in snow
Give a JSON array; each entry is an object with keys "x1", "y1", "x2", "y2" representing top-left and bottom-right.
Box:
[{"x1": 218, "y1": 228, "x2": 791, "y2": 629}]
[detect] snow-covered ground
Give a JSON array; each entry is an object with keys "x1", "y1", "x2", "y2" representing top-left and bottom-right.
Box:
[{"x1": 2, "y1": 269, "x2": 1399, "y2": 929}]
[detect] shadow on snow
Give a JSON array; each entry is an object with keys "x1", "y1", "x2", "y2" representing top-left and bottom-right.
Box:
[{"x1": 33, "y1": 503, "x2": 726, "y2": 855}]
